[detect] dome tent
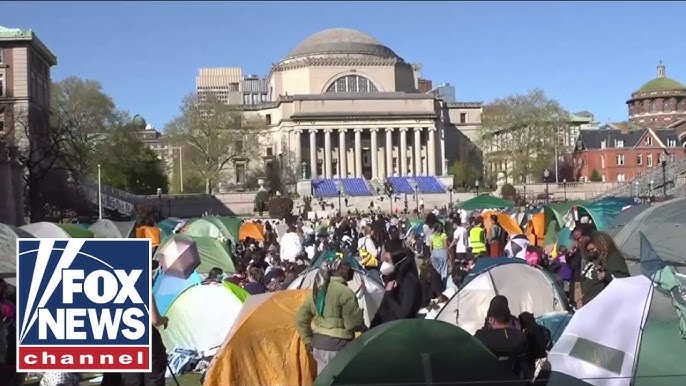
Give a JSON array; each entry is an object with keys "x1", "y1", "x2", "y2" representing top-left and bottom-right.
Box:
[
  {"x1": 0, "y1": 224, "x2": 33, "y2": 286},
  {"x1": 287, "y1": 267, "x2": 384, "y2": 327},
  {"x1": 154, "y1": 234, "x2": 235, "y2": 275},
  {"x1": 89, "y1": 219, "x2": 135, "y2": 238},
  {"x1": 314, "y1": 319, "x2": 518, "y2": 386},
  {"x1": 159, "y1": 283, "x2": 247, "y2": 356},
  {"x1": 548, "y1": 233, "x2": 686, "y2": 386},
  {"x1": 430, "y1": 258, "x2": 568, "y2": 334}
]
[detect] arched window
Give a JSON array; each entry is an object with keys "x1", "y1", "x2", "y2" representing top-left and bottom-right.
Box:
[
  {"x1": 677, "y1": 98, "x2": 686, "y2": 112},
  {"x1": 650, "y1": 100, "x2": 657, "y2": 113},
  {"x1": 663, "y1": 98, "x2": 671, "y2": 112},
  {"x1": 326, "y1": 75, "x2": 378, "y2": 93}
]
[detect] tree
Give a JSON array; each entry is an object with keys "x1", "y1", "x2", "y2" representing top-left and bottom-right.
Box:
[
  {"x1": 165, "y1": 92, "x2": 269, "y2": 194},
  {"x1": 449, "y1": 159, "x2": 481, "y2": 190},
  {"x1": 481, "y1": 89, "x2": 569, "y2": 183},
  {"x1": 590, "y1": 169, "x2": 602, "y2": 182}
]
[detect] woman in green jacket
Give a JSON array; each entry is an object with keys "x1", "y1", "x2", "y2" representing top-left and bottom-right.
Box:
[{"x1": 296, "y1": 258, "x2": 365, "y2": 375}]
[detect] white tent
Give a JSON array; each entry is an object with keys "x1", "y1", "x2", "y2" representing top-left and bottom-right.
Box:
[
  {"x1": 0, "y1": 224, "x2": 33, "y2": 286},
  {"x1": 20, "y1": 222, "x2": 70, "y2": 238},
  {"x1": 287, "y1": 268, "x2": 384, "y2": 327},
  {"x1": 159, "y1": 283, "x2": 243, "y2": 356},
  {"x1": 429, "y1": 261, "x2": 568, "y2": 335},
  {"x1": 89, "y1": 219, "x2": 135, "y2": 238}
]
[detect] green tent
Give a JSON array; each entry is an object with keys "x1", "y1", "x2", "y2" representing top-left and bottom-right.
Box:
[
  {"x1": 183, "y1": 217, "x2": 232, "y2": 240},
  {"x1": 314, "y1": 319, "x2": 518, "y2": 386},
  {"x1": 157, "y1": 219, "x2": 181, "y2": 239},
  {"x1": 193, "y1": 236, "x2": 235, "y2": 274},
  {"x1": 543, "y1": 200, "x2": 588, "y2": 231},
  {"x1": 459, "y1": 194, "x2": 514, "y2": 211},
  {"x1": 216, "y1": 216, "x2": 242, "y2": 244},
  {"x1": 57, "y1": 223, "x2": 94, "y2": 238}
]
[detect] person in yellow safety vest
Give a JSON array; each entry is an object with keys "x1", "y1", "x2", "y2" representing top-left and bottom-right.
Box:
[{"x1": 469, "y1": 216, "x2": 487, "y2": 258}]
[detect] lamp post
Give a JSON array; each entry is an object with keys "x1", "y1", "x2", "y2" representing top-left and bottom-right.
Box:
[
  {"x1": 156, "y1": 187, "x2": 163, "y2": 219},
  {"x1": 337, "y1": 187, "x2": 342, "y2": 213},
  {"x1": 413, "y1": 181, "x2": 419, "y2": 214},
  {"x1": 475, "y1": 179, "x2": 480, "y2": 196},
  {"x1": 562, "y1": 178, "x2": 567, "y2": 201},
  {"x1": 449, "y1": 187, "x2": 454, "y2": 209},
  {"x1": 543, "y1": 169, "x2": 550, "y2": 204},
  {"x1": 649, "y1": 180, "x2": 654, "y2": 198},
  {"x1": 661, "y1": 157, "x2": 667, "y2": 198},
  {"x1": 634, "y1": 180, "x2": 639, "y2": 198},
  {"x1": 384, "y1": 181, "x2": 394, "y2": 214},
  {"x1": 97, "y1": 163, "x2": 103, "y2": 220},
  {"x1": 523, "y1": 184, "x2": 527, "y2": 207}
]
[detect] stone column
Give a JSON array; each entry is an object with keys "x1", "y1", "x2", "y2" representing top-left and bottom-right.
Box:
[
  {"x1": 428, "y1": 128, "x2": 437, "y2": 175},
  {"x1": 354, "y1": 129, "x2": 363, "y2": 178},
  {"x1": 413, "y1": 128, "x2": 422, "y2": 176},
  {"x1": 400, "y1": 128, "x2": 408, "y2": 176},
  {"x1": 370, "y1": 128, "x2": 379, "y2": 179},
  {"x1": 324, "y1": 129, "x2": 332, "y2": 178},
  {"x1": 309, "y1": 129, "x2": 317, "y2": 179},
  {"x1": 339, "y1": 129, "x2": 347, "y2": 178},
  {"x1": 440, "y1": 126, "x2": 447, "y2": 175},
  {"x1": 385, "y1": 128, "x2": 393, "y2": 177},
  {"x1": 293, "y1": 129, "x2": 302, "y2": 166}
]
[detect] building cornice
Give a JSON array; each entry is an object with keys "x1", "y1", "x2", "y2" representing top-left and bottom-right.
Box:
[
  {"x1": 270, "y1": 56, "x2": 408, "y2": 73},
  {"x1": 0, "y1": 27, "x2": 57, "y2": 65},
  {"x1": 447, "y1": 101, "x2": 483, "y2": 108}
]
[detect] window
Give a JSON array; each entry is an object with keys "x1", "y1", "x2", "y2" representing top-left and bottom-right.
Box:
[
  {"x1": 0, "y1": 116, "x2": 4, "y2": 133},
  {"x1": 636, "y1": 154, "x2": 642, "y2": 165},
  {"x1": 647, "y1": 154, "x2": 653, "y2": 167},
  {"x1": 0, "y1": 48, "x2": 3, "y2": 63},
  {"x1": 601, "y1": 174, "x2": 606, "y2": 182},
  {"x1": 668, "y1": 139, "x2": 677, "y2": 147},
  {"x1": 645, "y1": 136, "x2": 653, "y2": 146},
  {"x1": 617, "y1": 173, "x2": 625, "y2": 182},
  {"x1": 325, "y1": 75, "x2": 379, "y2": 93},
  {"x1": 229, "y1": 82, "x2": 239, "y2": 92},
  {"x1": 460, "y1": 113, "x2": 467, "y2": 124},
  {"x1": 235, "y1": 164, "x2": 246, "y2": 185},
  {"x1": 265, "y1": 114, "x2": 272, "y2": 125},
  {"x1": 616, "y1": 154, "x2": 625, "y2": 166},
  {"x1": 650, "y1": 100, "x2": 657, "y2": 112},
  {"x1": 615, "y1": 139, "x2": 624, "y2": 148},
  {"x1": 600, "y1": 140, "x2": 606, "y2": 149},
  {"x1": 601, "y1": 155, "x2": 605, "y2": 168},
  {"x1": 678, "y1": 99, "x2": 686, "y2": 111},
  {"x1": 663, "y1": 99, "x2": 671, "y2": 112},
  {"x1": 0, "y1": 74, "x2": 3, "y2": 97}
]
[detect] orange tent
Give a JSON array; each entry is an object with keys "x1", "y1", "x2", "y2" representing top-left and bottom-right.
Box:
[
  {"x1": 525, "y1": 212, "x2": 546, "y2": 246},
  {"x1": 482, "y1": 211, "x2": 521, "y2": 239},
  {"x1": 203, "y1": 290, "x2": 316, "y2": 386},
  {"x1": 238, "y1": 222, "x2": 265, "y2": 242}
]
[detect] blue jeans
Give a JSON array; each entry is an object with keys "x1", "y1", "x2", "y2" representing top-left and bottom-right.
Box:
[{"x1": 431, "y1": 248, "x2": 449, "y2": 281}]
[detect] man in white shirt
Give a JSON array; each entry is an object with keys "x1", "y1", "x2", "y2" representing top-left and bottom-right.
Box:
[
  {"x1": 280, "y1": 223, "x2": 303, "y2": 263},
  {"x1": 357, "y1": 225, "x2": 379, "y2": 269},
  {"x1": 450, "y1": 220, "x2": 469, "y2": 261}
]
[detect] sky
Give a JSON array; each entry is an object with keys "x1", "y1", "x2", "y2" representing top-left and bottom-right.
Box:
[{"x1": 2, "y1": 1, "x2": 686, "y2": 129}]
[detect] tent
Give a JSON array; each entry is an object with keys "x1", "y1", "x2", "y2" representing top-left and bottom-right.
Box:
[
  {"x1": 606, "y1": 203, "x2": 650, "y2": 236},
  {"x1": 0, "y1": 224, "x2": 33, "y2": 286},
  {"x1": 152, "y1": 270, "x2": 202, "y2": 316},
  {"x1": 216, "y1": 216, "x2": 242, "y2": 244},
  {"x1": 21, "y1": 222, "x2": 72, "y2": 238},
  {"x1": 526, "y1": 212, "x2": 546, "y2": 246},
  {"x1": 548, "y1": 235, "x2": 686, "y2": 386},
  {"x1": 239, "y1": 222, "x2": 265, "y2": 241},
  {"x1": 155, "y1": 235, "x2": 235, "y2": 275},
  {"x1": 482, "y1": 210, "x2": 522, "y2": 240},
  {"x1": 58, "y1": 223, "x2": 94, "y2": 238},
  {"x1": 287, "y1": 268, "x2": 384, "y2": 327},
  {"x1": 157, "y1": 219, "x2": 181, "y2": 239},
  {"x1": 314, "y1": 319, "x2": 519, "y2": 386},
  {"x1": 159, "y1": 283, "x2": 246, "y2": 355},
  {"x1": 459, "y1": 194, "x2": 514, "y2": 211},
  {"x1": 431, "y1": 258, "x2": 568, "y2": 334},
  {"x1": 613, "y1": 197, "x2": 686, "y2": 272},
  {"x1": 89, "y1": 219, "x2": 135, "y2": 238},
  {"x1": 203, "y1": 290, "x2": 317, "y2": 386},
  {"x1": 181, "y1": 217, "x2": 232, "y2": 240},
  {"x1": 544, "y1": 200, "x2": 588, "y2": 231}
]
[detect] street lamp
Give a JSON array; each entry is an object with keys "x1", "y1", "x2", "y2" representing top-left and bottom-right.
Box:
[
  {"x1": 97, "y1": 163, "x2": 103, "y2": 220},
  {"x1": 649, "y1": 180, "x2": 654, "y2": 198},
  {"x1": 634, "y1": 180, "x2": 640, "y2": 198},
  {"x1": 384, "y1": 181, "x2": 394, "y2": 214},
  {"x1": 413, "y1": 181, "x2": 419, "y2": 214},
  {"x1": 522, "y1": 184, "x2": 527, "y2": 207},
  {"x1": 543, "y1": 169, "x2": 550, "y2": 204},
  {"x1": 449, "y1": 187, "x2": 454, "y2": 209},
  {"x1": 475, "y1": 179, "x2": 480, "y2": 196},
  {"x1": 562, "y1": 178, "x2": 567, "y2": 201},
  {"x1": 661, "y1": 157, "x2": 667, "y2": 198},
  {"x1": 337, "y1": 187, "x2": 342, "y2": 213},
  {"x1": 156, "y1": 187, "x2": 163, "y2": 219}
]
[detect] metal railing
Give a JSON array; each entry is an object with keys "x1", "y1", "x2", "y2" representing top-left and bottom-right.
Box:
[{"x1": 595, "y1": 156, "x2": 686, "y2": 198}]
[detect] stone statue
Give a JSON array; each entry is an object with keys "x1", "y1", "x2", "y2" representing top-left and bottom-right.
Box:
[{"x1": 494, "y1": 172, "x2": 507, "y2": 198}]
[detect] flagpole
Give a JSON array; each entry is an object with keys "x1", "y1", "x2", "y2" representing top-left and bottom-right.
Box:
[{"x1": 97, "y1": 163, "x2": 103, "y2": 220}]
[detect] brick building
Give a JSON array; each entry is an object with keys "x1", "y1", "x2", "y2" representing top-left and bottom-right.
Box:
[
  {"x1": 627, "y1": 62, "x2": 686, "y2": 131},
  {"x1": 573, "y1": 123, "x2": 685, "y2": 182}
]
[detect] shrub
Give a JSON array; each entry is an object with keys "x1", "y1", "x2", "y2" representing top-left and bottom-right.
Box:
[
  {"x1": 590, "y1": 169, "x2": 602, "y2": 182},
  {"x1": 268, "y1": 196, "x2": 294, "y2": 219}
]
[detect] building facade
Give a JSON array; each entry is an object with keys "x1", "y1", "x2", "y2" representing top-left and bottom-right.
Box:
[
  {"x1": 213, "y1": 28, "x2": 482, "y2": 188},
  {"x1": 196, "y1": 67, "x2": 269, "y2": 107},
  {"x1": 0, "y1": 25, "x2": 57, "y2": 145},
  {"x1": 627, "y1": 63, "x2": 686, "y2": 129},
  {"x1": 573, "y1": 124, "x2": 685, "y2": 182}
]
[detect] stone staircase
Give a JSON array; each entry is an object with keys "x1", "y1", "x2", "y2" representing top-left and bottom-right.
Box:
[
  {"x1": 80, "y1": 181, "x2": 152, "y2": 216},
  {"x1": 595, "y1": 157, "x2": 686, "y2": 199}
]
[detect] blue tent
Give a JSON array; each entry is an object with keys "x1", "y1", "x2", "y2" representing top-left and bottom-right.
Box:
[{"x1": 153, "y1": 271, "x2": 202, "y2": 315}]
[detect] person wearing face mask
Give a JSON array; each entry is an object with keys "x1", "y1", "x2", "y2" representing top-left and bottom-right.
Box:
[
  {"x1": 579, "y1": 241, "x2": 606, "y2": 307},
  {"x1": 295, "y1": 259, "x2": 364, "y2": 375},
  {"x1": 370, "y1": 247, "x2": 422, "y2": 328}
]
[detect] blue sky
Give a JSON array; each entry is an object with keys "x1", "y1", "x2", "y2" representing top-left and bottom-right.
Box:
[{"x1": 3, "y1": 1, "x2": 686, "y2": 129}]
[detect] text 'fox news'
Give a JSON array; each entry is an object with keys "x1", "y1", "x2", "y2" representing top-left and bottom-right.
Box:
[{"x1": 17, "y1": 239, "x2": 152, "y2": 372}]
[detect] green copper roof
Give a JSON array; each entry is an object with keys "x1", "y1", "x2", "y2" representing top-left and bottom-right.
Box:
[
  {"x1": 637, "y1": 77, "x2": 686, "y2": 92},
  {"x1": 0, "y1": 25, "x2": 57, "y2": 65}
]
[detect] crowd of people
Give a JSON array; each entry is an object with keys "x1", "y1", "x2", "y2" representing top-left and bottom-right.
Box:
[{"x1": 3, "y1": 206, "x2": 632, "y2": 386}]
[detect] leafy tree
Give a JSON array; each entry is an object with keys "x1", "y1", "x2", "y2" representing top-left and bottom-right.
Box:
[
  {"x1": 481, "y1": 89, "x2": 569, "y2": 183},
  {"x1": 268, "y1": 196, "x2": 294, "y2": 219},
  {"x1": 165, "y1": 92, "x2": 269, "y2": 194},
  {"x1": 590, "y1": 169, "x2": 602, "y2": 182},
  {"x1": 449, "y1": 159, "x2": 481, "y2": 190}
]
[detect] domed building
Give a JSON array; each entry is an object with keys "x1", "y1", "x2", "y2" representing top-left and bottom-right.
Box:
[
  {"x1": 627, "y1": 62, "x2": 686, "y2": 129},
  {"x1": 224, "y1": 28, "x2": 482, "y2": 195}
]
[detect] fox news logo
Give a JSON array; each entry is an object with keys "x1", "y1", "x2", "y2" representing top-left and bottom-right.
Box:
[{"x1": 17, "y1": 239, "x2": 152, "y2": 372}]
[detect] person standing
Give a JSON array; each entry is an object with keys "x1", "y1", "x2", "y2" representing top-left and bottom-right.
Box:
[
  {"x1": 469, "y1": 217, "x2": 487, "y2": 259},
  {"x1": 296, "y1": 260, "x2": 365, "y2": 375},
  {"x1": 488, "y1": 215, "x2": 505, "y2": 257},
  {"x1": 371, "y1": 248, "x2": 422, "y2": 327},
  {"x1": 429, "y1": 222, "x2": 450, "y2": 283},
  {"x1": 449, "y1": 219, "x2": 469, "y2": 262}
]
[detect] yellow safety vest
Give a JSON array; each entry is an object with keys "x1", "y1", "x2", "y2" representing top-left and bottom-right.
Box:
[{"x1": 469, "y1": 227, "x2": 486, "y2": 254}]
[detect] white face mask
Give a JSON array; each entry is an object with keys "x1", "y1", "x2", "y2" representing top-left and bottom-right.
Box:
[{"x1": 380, "y1": 261, "x2": 395, "y2": 276}]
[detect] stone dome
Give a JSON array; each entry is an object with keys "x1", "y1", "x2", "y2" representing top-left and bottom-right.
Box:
[{"x1": 284, "y1": 28, "x2": 401, "y2": 61}]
